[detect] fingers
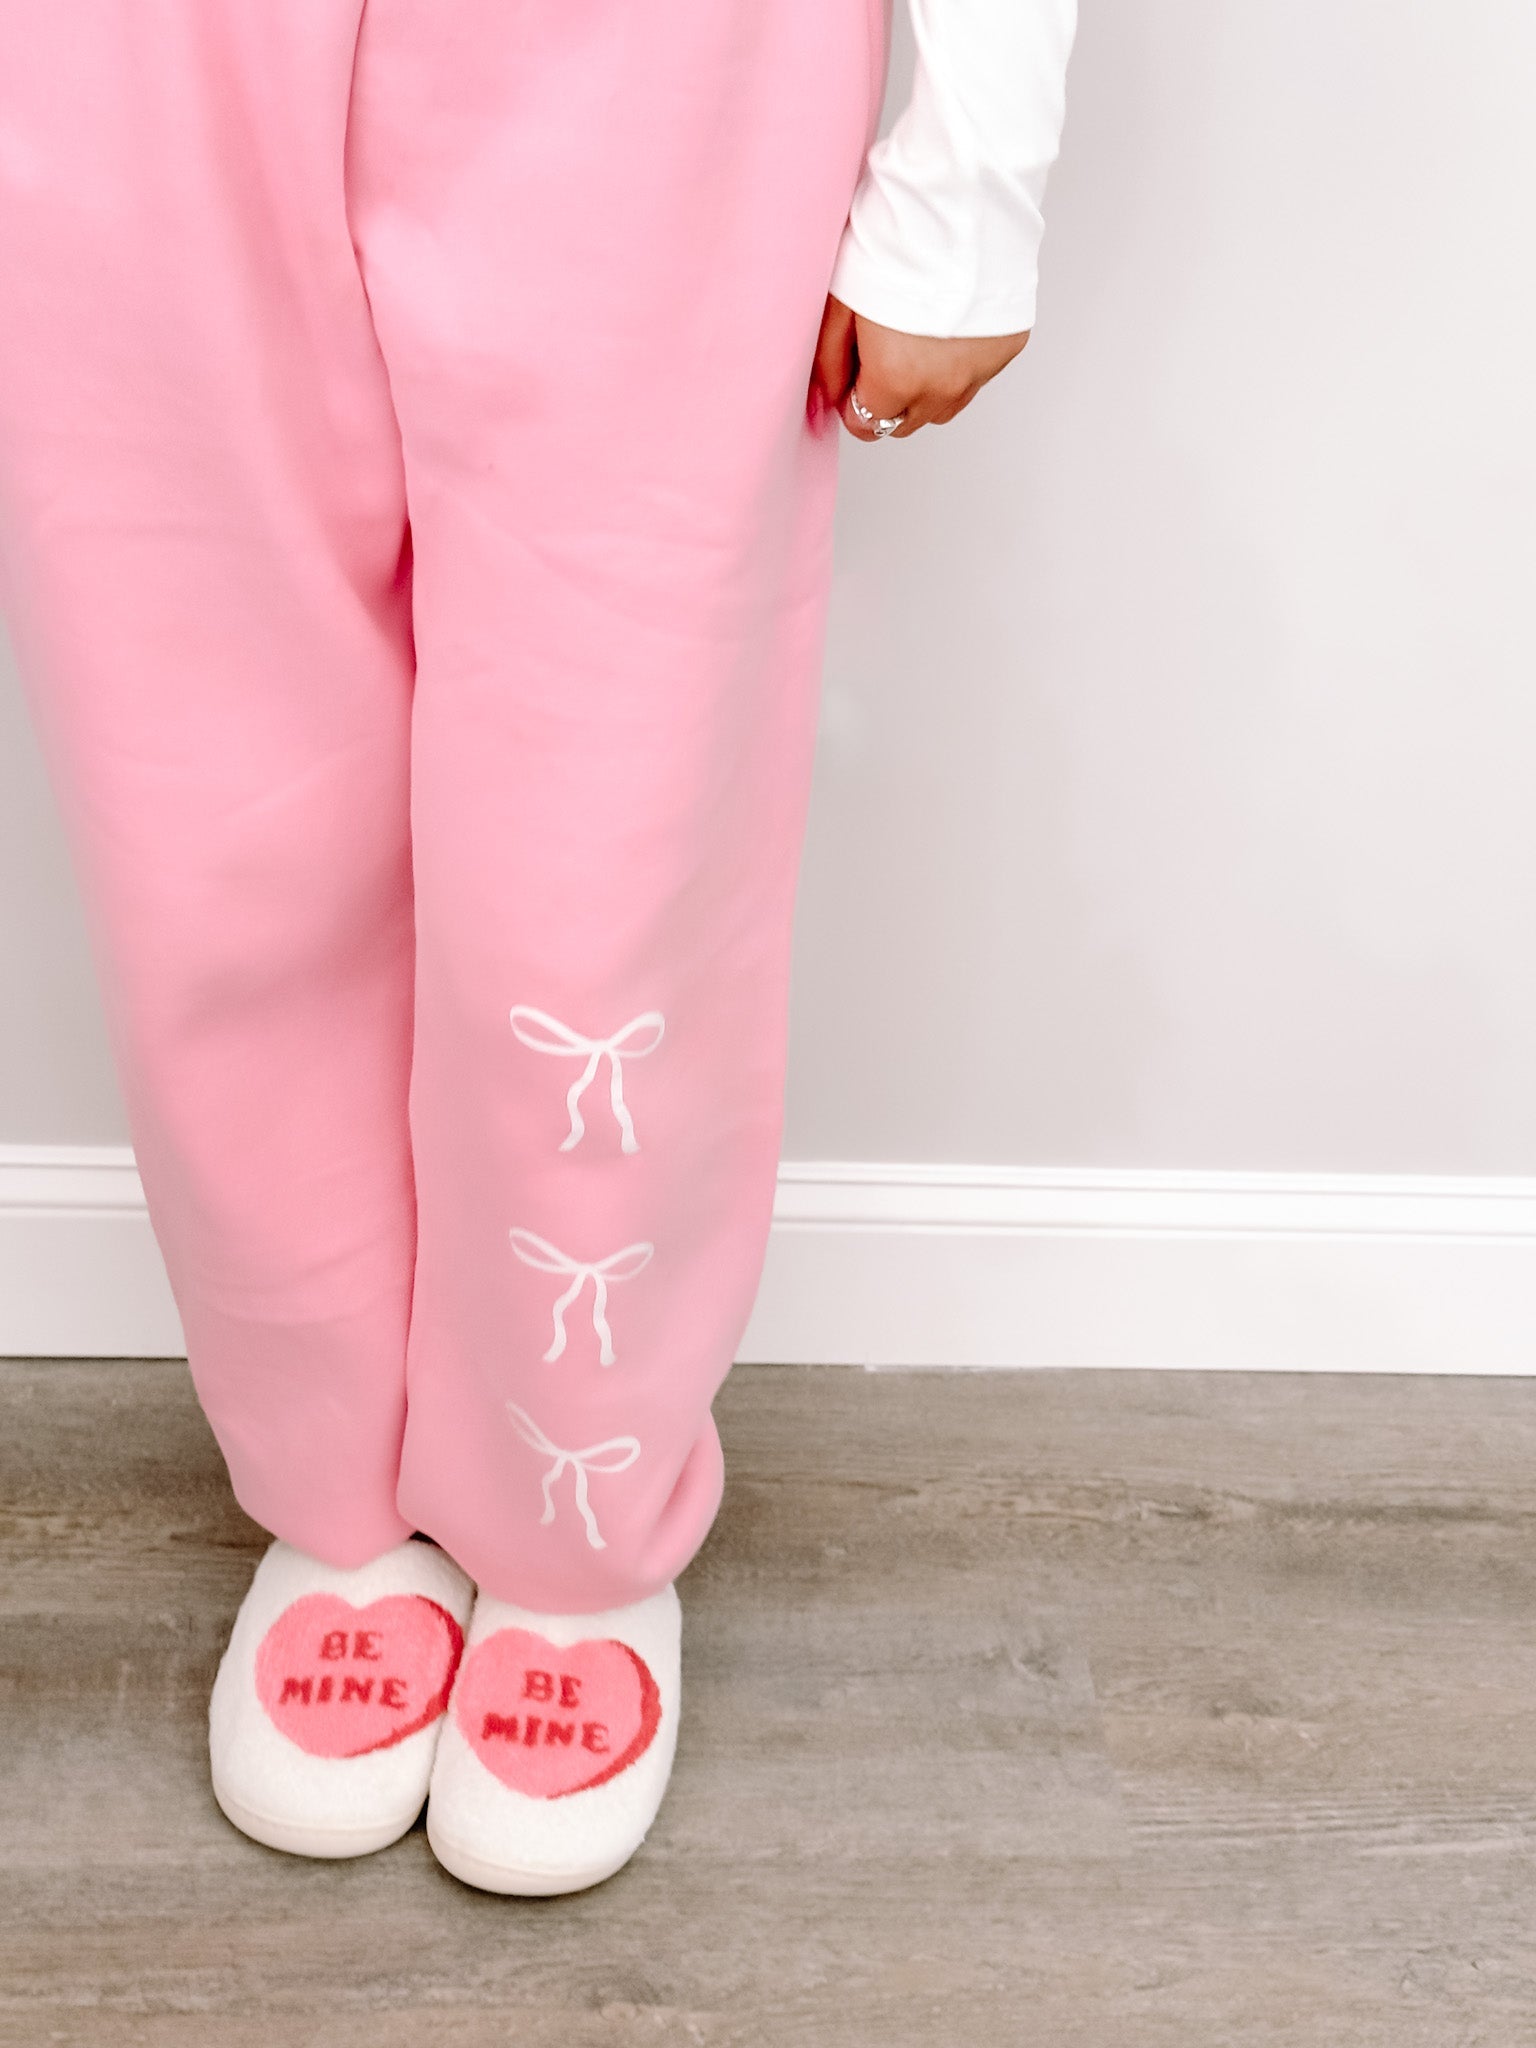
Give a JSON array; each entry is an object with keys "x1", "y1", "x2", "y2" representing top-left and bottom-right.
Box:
[
  {"x1": 841, "y1": 358, "x2": 926, "y2": 440},
  {"x1": 923, "y1": 379, "x2": 987, "y2": 428},
  {"x1": 808, "y1": 295, "x2": 856, "y2": 424},
  {"x1": 838, "y1": 326, "x2": 932, "y2": 438},
  {"x1": 837, "y1": 313, "x2": 1032, "y2": 442},
  {"x1": 842, "y1": 366, "x2": 987, "y2": 440}
]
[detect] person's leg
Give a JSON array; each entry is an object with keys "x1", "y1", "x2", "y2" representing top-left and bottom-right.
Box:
[
  {"x1": 346, "y1": 0, "x2": 889, "y2": 1619},
  {"x1": 0, "y1": 5, "x2": 417, "y2": 1564}
]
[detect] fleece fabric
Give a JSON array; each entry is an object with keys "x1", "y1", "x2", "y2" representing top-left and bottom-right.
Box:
[
  {"x1": 0, "y1": 0, "x2": 887, "y2": 1617},
  {"x1": 426, "y1": 1582, "x2": 682, "y2": 1895},
  {"x1": 209, "y1": 1538, "x2": 473, "y2": 1858}
]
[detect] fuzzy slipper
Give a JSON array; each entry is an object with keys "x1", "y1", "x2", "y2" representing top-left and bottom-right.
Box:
[
  {"x1": 425, "y1": 1582, "x2": 681, "y2": 1895},
  {"x1": 209, "y1": 1537, "x2": 473, "y2": 1858}
]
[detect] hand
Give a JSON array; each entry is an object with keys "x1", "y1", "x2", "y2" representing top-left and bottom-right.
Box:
[{"x1": 808, "y1": 293, "x2": 1030, "y2": 441}]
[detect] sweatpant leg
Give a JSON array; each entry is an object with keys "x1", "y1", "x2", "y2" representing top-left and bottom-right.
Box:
[
  {"x1": 346, "y1": 0, "x2": 888, "y2": 1611},
  {"x1": 0, "y1": 6, "x2": 418, "y2": 1563}
]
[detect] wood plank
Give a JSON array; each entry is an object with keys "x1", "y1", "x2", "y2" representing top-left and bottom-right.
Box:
[{"x1": 3, "y1": 1360, "x2": 1536, "y2": 2045}]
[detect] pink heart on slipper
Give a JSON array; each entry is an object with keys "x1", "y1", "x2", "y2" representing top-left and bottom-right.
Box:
[
  {"x1": 256, "y1": 1593, "x2": 464, "y2": 1758},
  {"x1": 455, "y1": 1627, "x2": 661, "y2": 1799}
]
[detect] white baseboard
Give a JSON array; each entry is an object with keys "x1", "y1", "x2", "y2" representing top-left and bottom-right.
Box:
[
  {"x1": 750, "y1": 1162, "x2": 1536, "y2": 1373},
  {"x1": 4, "y1": 1145, "x2": 1536, "y2": 1373}
]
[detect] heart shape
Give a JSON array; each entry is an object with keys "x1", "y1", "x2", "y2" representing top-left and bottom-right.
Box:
[
  {"x1": 455, "y1": 1627, "x2": 661, "y2": 1799},
  {"x1": 256, "y1": 1592, "x2": 464, "y2": 1758}
]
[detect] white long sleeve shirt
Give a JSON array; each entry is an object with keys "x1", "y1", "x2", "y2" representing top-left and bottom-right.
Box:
[{"x1": 828, "y1": 0, "x2": 1079, "y2": 338}]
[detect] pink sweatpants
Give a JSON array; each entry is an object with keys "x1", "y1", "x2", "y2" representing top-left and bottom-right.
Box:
[{"x1": 0, "y1": 3, "x2": 887, "y2": 1611}]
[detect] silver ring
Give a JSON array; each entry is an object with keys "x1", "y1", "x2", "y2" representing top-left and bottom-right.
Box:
[{"x1": 849, "y1": 388, "x2": 906, "y2": 438}]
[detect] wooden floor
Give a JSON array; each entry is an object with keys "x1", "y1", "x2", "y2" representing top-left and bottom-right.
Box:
[{"x1": 5, "y1": 1362, "x2": 1536, "y2": 2046}]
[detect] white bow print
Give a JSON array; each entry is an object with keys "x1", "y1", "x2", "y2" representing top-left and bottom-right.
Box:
[
  {"x1": 508, "y1": 1227, "x2": 654, "y2": 1365},
  {"x1": 506, "y1": 1402, "x2": 641, "y2": 1552},
  {"x1": 508, "y1": 1005, "x2": 665, "y2": 1154}
]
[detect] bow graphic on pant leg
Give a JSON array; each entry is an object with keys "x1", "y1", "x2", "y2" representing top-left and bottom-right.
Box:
[
  {"x1": 508, "y1": 1228, "x2": 654, "y2": 1365},
  {"x1": 508, "y1": 1005, "x2": 665, "y2": 1154},
  {"x1": 505, "y1": 1403, "x2": 641, "y2": 1551}
]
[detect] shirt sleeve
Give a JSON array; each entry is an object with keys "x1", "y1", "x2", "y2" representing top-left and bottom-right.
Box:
[{"x1": 827, "y1": 0, "x2": 1079, "y2": 339}]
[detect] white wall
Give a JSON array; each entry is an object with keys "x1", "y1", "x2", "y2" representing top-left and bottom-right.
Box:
[
  {"x1": 790, "y1": 0, "x2": 1536, "y2": 1175},
  {"x1": 4, "y1": 0, "x2": 1536, "y2": 1366}
]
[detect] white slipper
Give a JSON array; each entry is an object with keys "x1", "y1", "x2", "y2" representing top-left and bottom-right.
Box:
[
  {"x1": 209, "y1": 1537, "x2": 473, "y2": 1859},
  {"x1": 425, "y1": 1582, "x2": 681, "y2": 1895}
]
